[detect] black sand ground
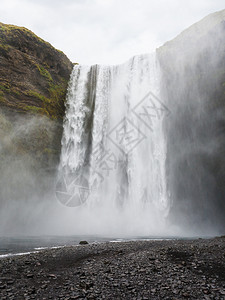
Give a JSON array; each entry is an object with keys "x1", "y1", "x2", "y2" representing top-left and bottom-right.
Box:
[{"x1": 0, "y1": 238, "x2": 224, "y2": 299}]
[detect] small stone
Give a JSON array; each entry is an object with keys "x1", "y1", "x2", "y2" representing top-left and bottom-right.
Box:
[
  {"x1": 7, "y1": 280, "x2": 14, "y2": 285},
  {"x1": 48, "y1": 274, "x2": 57, "y2": 279},
  {"x1": 0, "y1": 285, "x2": 6, "y2": 289},
  {"x1": 79, "y1": 241, "x2": 89, "y2": 245},
  {"x1": 149, "y1": 257, "x2": 155, "y2": 261}
]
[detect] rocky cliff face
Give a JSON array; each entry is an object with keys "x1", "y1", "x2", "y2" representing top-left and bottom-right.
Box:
[
  {"x1": 0, "y1": 22, "x2": 73, "y2": 172},
  {"x1": 0, "y1": 23, "x2": 74, "y2": 208},
  {"x1": 0, "y1": 22, "x2": 73, "y2": 118},
  {"x1": 157, "y1": 9, "x2": 225, "y2": 232}
]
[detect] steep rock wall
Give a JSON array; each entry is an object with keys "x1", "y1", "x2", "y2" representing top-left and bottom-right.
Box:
[
  {"x1": 0, "y1": 22, "x2": 74, "y2": 170},
  {"x1": 157, "y1": 9, "x2": 225, "y2": 232}
]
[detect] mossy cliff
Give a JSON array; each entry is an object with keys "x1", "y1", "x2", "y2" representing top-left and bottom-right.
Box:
[
  {"x1": 0, "y1": 22, "x2": 73, "y2": 173},
  {"x1": 157, "y1": 9, "x2": 225, "y2": 231},
  {"x1": 0, "y1": 22, "x2": 73, "y2": 118}
]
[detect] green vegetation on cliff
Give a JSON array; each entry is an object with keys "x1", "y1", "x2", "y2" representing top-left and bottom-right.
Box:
[
  {"x1": 35, "y1": 64, "x2": 53, "y2": 82},
  {"x1": 0, "y1": 21, "x2": 73, "y2": 170},
  {"x1": 0, "y1": 21, "x2": 73, "y2": 120}
]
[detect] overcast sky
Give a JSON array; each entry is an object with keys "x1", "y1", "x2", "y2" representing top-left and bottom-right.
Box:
[{"x1": 0, "y1": 0, "x2": 224, "y2": 65}]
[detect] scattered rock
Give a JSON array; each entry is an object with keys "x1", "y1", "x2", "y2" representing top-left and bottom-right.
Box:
[
  {"x1": 0, "y1": 238, "x2": 224, "y2": 299},
  {"x1": 79, "y1": 241, "x2": 89, "y2": 245}
]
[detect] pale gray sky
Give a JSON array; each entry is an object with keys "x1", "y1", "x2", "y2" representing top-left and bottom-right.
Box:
[{"x1": 0, "y1": 0, "x2": 224, "y2": 64}]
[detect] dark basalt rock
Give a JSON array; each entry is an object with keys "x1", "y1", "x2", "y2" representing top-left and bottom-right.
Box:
[
  {"x1": 79, "y1": 241, "x2": 89, "y2": 245},
  {"x1": 0, "y1": 22, "x2": 74, "y2": 205},
  {"x1": 0, "y1": 239, "x2": 224, "y2": 299},
  {"x1": 0, "y1": 22, "x2": 73, "y2": 119},
  {"x1": 0, "y1": 22, "x2": 73, "y2": 174}
]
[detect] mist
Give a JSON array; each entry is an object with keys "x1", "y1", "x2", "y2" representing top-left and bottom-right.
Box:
[
  {"x1": 0, "y1": 10, "x2": 225, "y2": 239},
  {"x1": 0, "y1": 111, "x2": 59, "y2": 236},
  {"x1": 158, "y1": 9, "x2": 225, "y2": 235}
]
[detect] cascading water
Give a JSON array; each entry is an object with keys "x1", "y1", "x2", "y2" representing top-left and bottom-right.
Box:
[{"x1": 56, "y1": 52, "x2": 171, "y2": 236}]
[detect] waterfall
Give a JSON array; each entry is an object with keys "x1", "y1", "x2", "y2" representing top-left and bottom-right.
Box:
[{"x1": 56, "y1": 52, "x2": 171, "y2": 236}]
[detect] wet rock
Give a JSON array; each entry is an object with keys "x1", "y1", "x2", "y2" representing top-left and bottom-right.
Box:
[
  {"x1": 0, "y1": 238, "x2": 224, "y2": 299},
  {"x1": 79, "y1": 241, "x2": 89, "y2": 245}
]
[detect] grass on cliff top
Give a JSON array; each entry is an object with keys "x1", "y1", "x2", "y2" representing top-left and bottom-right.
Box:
[
  {"x1": 0, "y1": 22, "x2": 65, "y2": 55},
  {"x1": 0, "y1": 22, "x2": 70, "y2": 119}
]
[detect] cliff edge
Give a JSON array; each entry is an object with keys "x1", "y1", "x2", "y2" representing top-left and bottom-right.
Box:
[
  {"x1": 0, "y1": 23, "x2": 73, "y2": 174},
  {"x1": 0, "y1": 22, "x2": 73, "y2": 118}
]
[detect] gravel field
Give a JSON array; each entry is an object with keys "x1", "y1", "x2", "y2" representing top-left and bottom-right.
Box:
[{"x1": 0, "y1": 237, "x2": 224, "y2": 299}]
